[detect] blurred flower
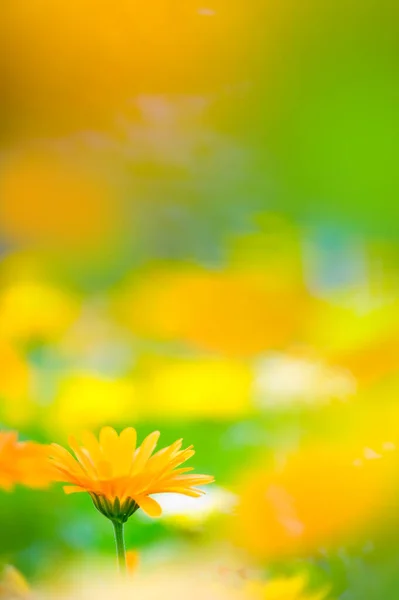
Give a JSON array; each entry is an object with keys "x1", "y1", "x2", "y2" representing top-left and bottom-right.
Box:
[
  {"x1": 49, "y1": 373, "x2": 136, "y2": 434},
  {"x1": 0, "y1": 1, "x2": 282, "y2": 138},
  {"x1": 139, "y1": 357, "x2": 253, "y2": 420},
  {"x1": 50, "y1": 426, "x2": 214, "y2": 519},
  {"x1": 0, "y1": 431, "x2": 52, "y2": 491},
  {"x1": 0, "y1": 341, "x2": 31, "y2": 403},
  {"x1": 0, "y1": 281, "x2": 79, "y2": 344},
  {"x1": 0, "y1": 149, "x2": 115, "y2": 251},
  {"x1": 305, "y1": 295, "x2": 399, "y2": 387},
  {"x1": 118, "y1": 266, "x2": 311, "y2": 357},
  {"x1": 243, "y1": 574, "x2": 330, "y2": 600},
  {"x1": 331, "y1": 330, "x2": 399, "y2": 389},
  {"x1": 233, "y1": 443, "x2": 395, "y2": 559},
  {"x1": 0, "y1": 565, "x2": 31, "y2": 599}
]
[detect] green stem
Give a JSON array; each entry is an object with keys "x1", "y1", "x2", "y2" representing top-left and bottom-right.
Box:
[{"x1": 112, "y1": 520, "x2": 127, "y2": 574}]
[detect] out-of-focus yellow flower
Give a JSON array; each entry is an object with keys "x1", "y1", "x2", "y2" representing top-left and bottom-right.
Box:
[
  {"x1": 331, "y1": 331, "x2": 399, "y2": 388},
  {"x1": 139, "y1": 357, "x2": 253, "y2": 420},
  {"x1": 0, "y1": 149, "x2": 115, "y2": 250},
  {"x1": 0, "y1": 565, "x2": 31, "y2": 599},
  {"x1": 305, "y1": 296, "x2": 399, "y2": 387},
  {"x1": 0, "y1": 338, "x2": 35, "y2": 427},
  {"x1": 244, "y1": 574, "x2": 330, "y2": 600},
  {"x1": 50, "y1": 426, "x2": 214, "y2": 519},
  {"x1": 0, "y1": 341, "x2": 30, "y2": 402},
  {"x1": 49, "y1": 373, "x2": 136, "y2": 434},
  {"x1": 118, "y1": 266, "x2": 311, "y2": 357},
  {"x1": 0, "y1": 281, "x2": 79, "y2": 343},
  {"x1": 0, "y1": 431, "x2": 52, "y2": 491},
  {"x1": 1, "y1": 1, "x2": 286, "y2": 138},
  {"x1": 233, "y1": 443, "x2": 395, "y2": 559}
]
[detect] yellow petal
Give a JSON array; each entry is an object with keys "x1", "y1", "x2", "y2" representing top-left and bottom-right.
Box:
[
  {"x1": 150, "y1": 486, "x2": 204, "y2": 497},
  {"x1": 131, "y1": 431, "x2": 160, "y2": 476},
  {"x1": 152, "y1": 446, "x2": 195, "y2": 482},
  {"x1": 172, "y1": 474, "x2": 215, "y2": 485},
  {"x1": 144, "y1": 439, "x2": 183, "y2": 476},
  {"x1": 68, "y1": 435, "x2": 98, "y2": 479},
  {"x1": 97, "y1": 459, "x2": 113, "y2": 479},
  {"x1": 63, "y1": 485, "x2": 86, "y2": 494},
  {"x1": 99, "y1": 426, "x2": 119, "y2": 470},
  {"x1": 51, "y1": 464, "x2": 82, "y2": 485},
  {"x1": 50, "y1": 443, "x2": 85, "y2": 478},
  {"x1": 115, "y1": 427, "x2": 137, "y2": 476},
  {"x1": 81, "y1": 430, "x2": 104, "y2": 464},
  {"x1": 136, "y1": 495, "x2": 162, "y2": 517}
]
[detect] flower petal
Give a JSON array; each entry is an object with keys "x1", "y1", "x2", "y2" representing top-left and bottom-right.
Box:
[
  {"x1": 99, "y1": 426, "x2": 119, "y2": 467},
  {"x1": 131, "y1": 431, "x2": 160, "y2": 476},
  {"x1": 68, "y1": 435, "x2": 98, "y2": 479},
  {"x1": 136, "y1": 495, "x2": 162, "y2": 517},
  {"x1": 145, "y1": 438, "x2": 183, "y2": 475},
  {"x1": 115, "y1": 427, "x2": 137, "y2": 476},
  {"x1": 50, "y1": 443, "x2": 85, "y2": 478},
  {"x1": 63, "y1": 485, "x2": 86, "y2": 494},
  {"x1": 81, "y1": 430, "x2": 104, "y2": 464},
  {"x1": 171, "y1": 474, "x2": 215, "y2": 485}
]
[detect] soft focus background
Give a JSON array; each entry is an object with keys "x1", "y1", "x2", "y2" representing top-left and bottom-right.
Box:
[{"x1": 1, "y1": 1, "x2": 399, "y2": 598}]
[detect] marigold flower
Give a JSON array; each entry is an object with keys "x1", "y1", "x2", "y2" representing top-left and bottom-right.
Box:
[
  {"x1": 0, "y1": 430, "x2": 52, "y2": 491},
  {"x1": 50, "y1": 426, "x2": 214, "y2": 519},
  {"x1": 50, "y1": 427, "x2": 214, "y2": 572}
]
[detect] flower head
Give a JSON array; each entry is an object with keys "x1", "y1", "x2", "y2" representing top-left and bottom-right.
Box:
[
  {"x1": 50, "y1": 427, "x2": 214, "y2": 520},
  {"x1": 0, "y1": 430, "x2": 52, "y2": 491}
]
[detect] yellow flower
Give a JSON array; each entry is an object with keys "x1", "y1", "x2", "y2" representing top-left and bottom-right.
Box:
[
  {"x1": 138, "y1": 357, "x2": 253, "y2": 421},
  {"x1": 0, "y1": 281, "x2": 78, "y2": 343},
  {"x1": 0, "y1": 148, "x2": 115, "y2": 251},
  {"x1": 0, "y1": 565, "x2": 30, "y2": 599},
  {"x1": 0, "y1": 341, "x2": 30, "y2": 403},
  {"x1": 50, "y1": 427, "x2": 214, "y2": 519},
  {"x1": 0, "y1": 430, "x2": 52, "y2": 491},
  {"x1": 233, "y1": 443, "x2": 394, "y2": 559},
  {"x1": 49, "y1": 373, "x2": 137, "y2": 435},
  {"x1": 244, "y1": 574, "x2": 330, "y2": 600},
  {"x1": 118, "y1": 266, "x2": 310, "y2": 357}
]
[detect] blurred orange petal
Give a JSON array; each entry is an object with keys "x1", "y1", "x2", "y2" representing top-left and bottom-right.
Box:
[
  {"x1": 119, "y1": 267, "x2": 311, "y2": 357},
  {"x1": 233, "y1": 443, "x2": 396, "y2": 559}
]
